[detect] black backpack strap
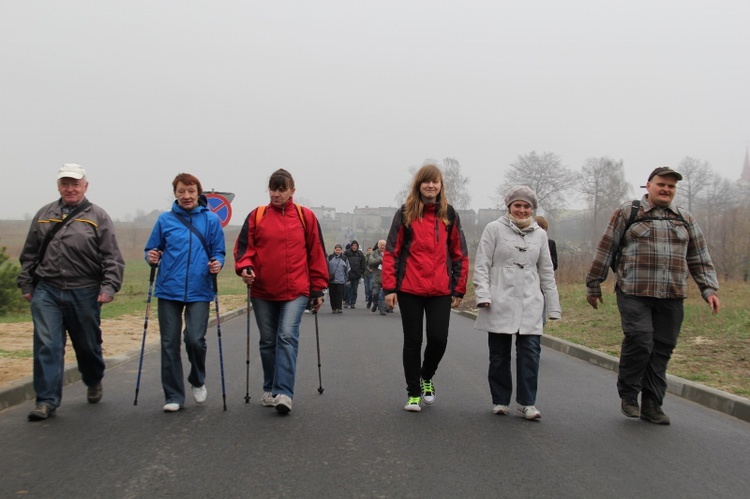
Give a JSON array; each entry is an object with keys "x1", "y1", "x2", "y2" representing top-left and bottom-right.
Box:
[
  {"x1": 610, "y1": 200, "x2": 640, "y2": 273},
  {"x1": 171, "y1": 212, "x2": 211, "y2": 259},
  {"x1": 624, "y1": 200, "x2": 640, "y2": 233},
  {"x1": 37, "y1": 200, "x2": 92, "y2": 267}
]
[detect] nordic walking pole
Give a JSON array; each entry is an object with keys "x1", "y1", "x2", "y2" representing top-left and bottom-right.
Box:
[
  {"x1": 314, "y1": 310, "x2": 324, "y2": 394},
  {"x1": 212, "y1": 272, "x2": 228, "y2": 411},
  {"x1": 244, "y1": 285, "x2": 251, "y2": 403},
  {"x1": 134, "y1": 264, "x2": 157, "y2": 406}
]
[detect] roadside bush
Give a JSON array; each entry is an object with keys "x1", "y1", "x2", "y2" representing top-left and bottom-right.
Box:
[{"x1": 0, "y1": 245, "x2": 26, "y2": 316}]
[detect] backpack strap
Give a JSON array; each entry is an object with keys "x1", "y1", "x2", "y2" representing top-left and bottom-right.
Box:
[
  {"x1": 254, "y1": 204, "x2": 306, "y2": 229},
  {"x1": 31, "y1": 200, "x2": 92, "y2": 284},
  {"x1": 610, "y1": 200, "x2": 640, "y2": 272}
]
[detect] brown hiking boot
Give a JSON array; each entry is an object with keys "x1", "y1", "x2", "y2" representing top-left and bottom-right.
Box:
[
  {"x1": 28, "y1": 404, "x2": 56, "y2": 421},
  {"x1": 640, "y1": 399, "x2": 671, "y2": 425},
  {"x1": 87, "y1": 382, "x2": 103, "y2": 404},
  {"x1": 620, "y1": 398, "x2": 640, "y2": 418}
]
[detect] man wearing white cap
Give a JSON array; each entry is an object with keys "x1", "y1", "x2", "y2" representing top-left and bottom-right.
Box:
[{"x1": 18, "y1": 164, "x2": 125, "y2": 421}]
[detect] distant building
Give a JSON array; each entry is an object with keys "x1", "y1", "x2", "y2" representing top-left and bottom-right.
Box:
[
  {"x1": 477, "y1": 208, "x2": 505, "y2": 228},
  {"x1": 353, "y1": 206, "x2": 399, "y2": 231},
  {"x1": 456, "y1": 209, "x2": 477, "y2": 227},
  {"x1": 308, "y1": 206, "x2": 337, "y2": 220}
]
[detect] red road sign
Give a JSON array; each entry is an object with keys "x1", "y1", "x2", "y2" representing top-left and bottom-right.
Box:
[{"x1": 204, "y1": 193, "x2": 233, "y2": 227}]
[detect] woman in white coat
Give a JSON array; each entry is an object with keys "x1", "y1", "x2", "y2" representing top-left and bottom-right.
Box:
[{"x1": 473, "y1": 186, "x2": 561, "y2": 420}]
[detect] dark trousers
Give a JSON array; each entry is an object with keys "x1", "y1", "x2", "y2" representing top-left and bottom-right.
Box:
[
  {"x1": 616, "y1": 288, "x2": 683, "y2": 405},
  {"x1": 397, "y1": 292, "x2": 452, "y2": 397},
  {"x1": 329, "y1": 283, "x2": 344, "y2": 311},
  {"x1": 488, "y1": 333, "x2": 541, "y2": 406}
]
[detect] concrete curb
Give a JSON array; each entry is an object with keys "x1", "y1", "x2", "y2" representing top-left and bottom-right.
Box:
[
  {"x1": 0, "y1": 305, "x2": 249, "y2": 412},
  {"x1": 456, "y1": 310, "x2": 750, "y2": 423}
]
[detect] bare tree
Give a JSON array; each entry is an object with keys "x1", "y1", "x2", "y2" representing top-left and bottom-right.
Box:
[
  {"x1": 393, "y1": 158, "x2": 471, "y2": 209},
  {"x1": 695, "y1": 172, "x2": 741, "y2": 242},
  {"x1": 577, "y1": 157, "x2": 633, "y2": 242},
  {"x1": 675, "y1": 157, "x2": 712, "y2": 212},
  {"x1": 494, "y1": 151, "x2": 577, "y2": 214},
  {"x1": 441, "y1": 157, "x2": 471, "y2": 209}
]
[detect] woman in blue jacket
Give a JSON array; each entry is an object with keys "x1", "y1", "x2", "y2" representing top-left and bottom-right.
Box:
[{"x1": 145, "y1": 173, "x2": 226, "y2": 412}]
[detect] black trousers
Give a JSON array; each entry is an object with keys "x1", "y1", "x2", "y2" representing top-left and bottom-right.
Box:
[
  {"x1": 616, "y1": 288, "x2": 684, "y2": 405},
  {"x1": 397, "y1": 292, "x2": 452, "y2": 397},
  {"x1": 328, "y1": 283, "x2": 344, "y2": 311}
]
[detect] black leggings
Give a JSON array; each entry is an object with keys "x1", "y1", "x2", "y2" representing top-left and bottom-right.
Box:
[{"x1": 397, "y1": 292, "x2": 452, "y2": 397}]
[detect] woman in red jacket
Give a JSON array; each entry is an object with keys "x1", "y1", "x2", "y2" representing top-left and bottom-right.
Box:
[
  {"x1": 234, "y1": 169, "x2": 328, "y2": 415},
  {"x1": 383, "y1": 164, "x2": 469, "y2": 412}
]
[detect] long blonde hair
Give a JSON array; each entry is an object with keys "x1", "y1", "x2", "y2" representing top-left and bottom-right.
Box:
[{"x1": 403, "y1": 164, "x2": 449, "y2": 226}]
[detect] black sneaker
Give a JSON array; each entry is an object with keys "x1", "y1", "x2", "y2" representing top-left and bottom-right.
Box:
[
  {"x1": 28, "y1": 404, "x2": 56, "y2": 421},
  {"x1": 620, "y1": 398, "x2": 639, "y2": 418},
  {"x1": 87, "y1": 382, "x2": 103, "y2": 404},
  {"x1": 640, "y1": 400, "x2": 671, "y2": 425}
]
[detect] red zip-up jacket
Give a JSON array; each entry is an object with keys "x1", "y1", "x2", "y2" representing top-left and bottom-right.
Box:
[
  {"x1": 234, "y1": 198, "x2": 328, "y2": 301},
  {"x1": 382, "y1": 203, "x2": 469, "y2": 297}
]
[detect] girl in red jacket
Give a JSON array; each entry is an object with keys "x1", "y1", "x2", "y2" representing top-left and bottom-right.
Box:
[
  {"x1": 383, "y1": 164, "x2": 469, "y2": 412},
  {"x1": 234, "y1": 169, "x2": 328, "y2": 415}
]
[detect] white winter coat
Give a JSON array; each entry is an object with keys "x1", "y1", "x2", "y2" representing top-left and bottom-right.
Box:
[{"x1": 473, "y1": 216, "x2": 561, "y2": 335}]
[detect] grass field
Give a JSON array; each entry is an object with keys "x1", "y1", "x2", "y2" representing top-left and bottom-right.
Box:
[
  {"x1": 0, "y1": 259, "x2": 250, "y2": 323},
  {"x1": 544, "y1": 280, "x2": 750, "y2": 397}
]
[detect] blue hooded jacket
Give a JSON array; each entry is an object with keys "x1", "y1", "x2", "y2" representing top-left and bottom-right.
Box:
[{"x1": 145, "y1": 200, "x2": 226, "y2": 302}]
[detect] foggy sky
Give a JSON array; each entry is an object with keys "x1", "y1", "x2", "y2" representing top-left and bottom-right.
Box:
[{"x1": 2, "y1": 1, "x2": 749, "y2": 224}]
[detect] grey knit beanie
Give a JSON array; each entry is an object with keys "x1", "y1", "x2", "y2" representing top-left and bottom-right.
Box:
[{"x1": 504, "y1": 186, "x2": 538, "y2": 210}]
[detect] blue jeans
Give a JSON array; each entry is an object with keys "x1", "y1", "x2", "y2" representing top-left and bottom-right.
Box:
[
  {"x1": 158, "y1": 299, "x2": 209, "y2": 405},
  {"x1": 488, "y1": 333, "x2": 541, "y2": 406},
  {"x1": 30, "y1": 282, "x2": 105, "y2": 409},
  {"x1": 371, "y1": 282, "x2": 386, "y2": 312},
  {"x1": 345, "y1": 278, "x2": 359, "y2": 306},
  {"x1": 363, "y1": 274, "x2": 373, "y2": 305},
  {"x1": 251, "y1": 295, "x2": 308, "y2": 398}
]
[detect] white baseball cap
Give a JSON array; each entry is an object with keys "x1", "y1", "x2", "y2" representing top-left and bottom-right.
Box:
[{"x1": 57, "y1": 164, "x2": 87, "y2": 179}]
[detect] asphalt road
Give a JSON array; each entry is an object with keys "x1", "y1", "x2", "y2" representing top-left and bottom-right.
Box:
[{"x1": 1, "y1": 302, "x2": 749, "y2": 498}]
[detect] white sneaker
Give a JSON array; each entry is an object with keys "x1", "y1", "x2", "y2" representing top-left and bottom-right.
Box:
[
  {"x1": 493, "y1": 405, "x2": 509, "y2": 415},
  {"x1": 261, "y1": 392, "x2": 276, "y2": 407},
  {"x1": 192, "y1": 385, "x2": 207, "y2": 404},
  {"x1": 517, "y1": 405, "x2": 541, "y2": 420},
  {"x1": 163, "y1": 403, "x2": 181, "y2": 413},
  {"x1": 420, "y1": 379, "x2": 436, "y2": 405},
  {"x1": 275, "y1": 394, "x2": 293, "y2": 414},
  {"x1": 404, "y1": 396, "x2": 421, "y2": 412}
]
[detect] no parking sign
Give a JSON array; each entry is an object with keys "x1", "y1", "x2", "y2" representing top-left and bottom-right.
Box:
[{"x1": 204, "y1": 192, "x2": 234, "y2": 227}]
